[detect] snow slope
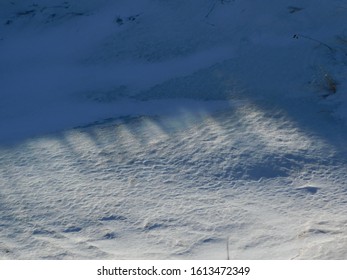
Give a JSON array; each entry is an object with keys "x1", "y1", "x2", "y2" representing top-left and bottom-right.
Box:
[{"x1": 1, "y1": 0, "x2": 347, "y2": 259}]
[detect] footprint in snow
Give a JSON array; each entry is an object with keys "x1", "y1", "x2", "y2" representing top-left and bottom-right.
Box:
[
  {"x1": 63, "y1": 226, "x2": 82, "y2": 233},
  {"x1": 103, "y1": 232, "x2": 118, "y2": 239},
  {"x1": 32, "y1": 228, "x2": 55, "y2": 235},
  {"x1": 100, "y1": 215, "x2": 126, "y2": 221}
]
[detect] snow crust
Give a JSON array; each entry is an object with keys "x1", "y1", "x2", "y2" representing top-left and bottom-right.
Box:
[{"x1": 1, "y1": 0, "x2": 347, "y2": 259}]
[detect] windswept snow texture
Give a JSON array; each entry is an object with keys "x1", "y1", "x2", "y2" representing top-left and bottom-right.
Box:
[{"x1": 1, "y1": 0, "x2": 347, "y2": 259}]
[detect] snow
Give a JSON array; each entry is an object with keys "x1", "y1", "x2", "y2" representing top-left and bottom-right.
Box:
[{"x1": 1, "y1": 0, "x2": 347, "y2": 259}]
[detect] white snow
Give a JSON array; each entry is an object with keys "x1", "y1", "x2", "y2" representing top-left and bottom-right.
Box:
[{"x1": 1, "y1": 0, "x2": 347, "y2": 259}]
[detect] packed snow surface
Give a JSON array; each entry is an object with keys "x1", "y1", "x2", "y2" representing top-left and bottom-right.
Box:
[{"x1": 1, "y1": 0, "x2": 347, "y2": 259}]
